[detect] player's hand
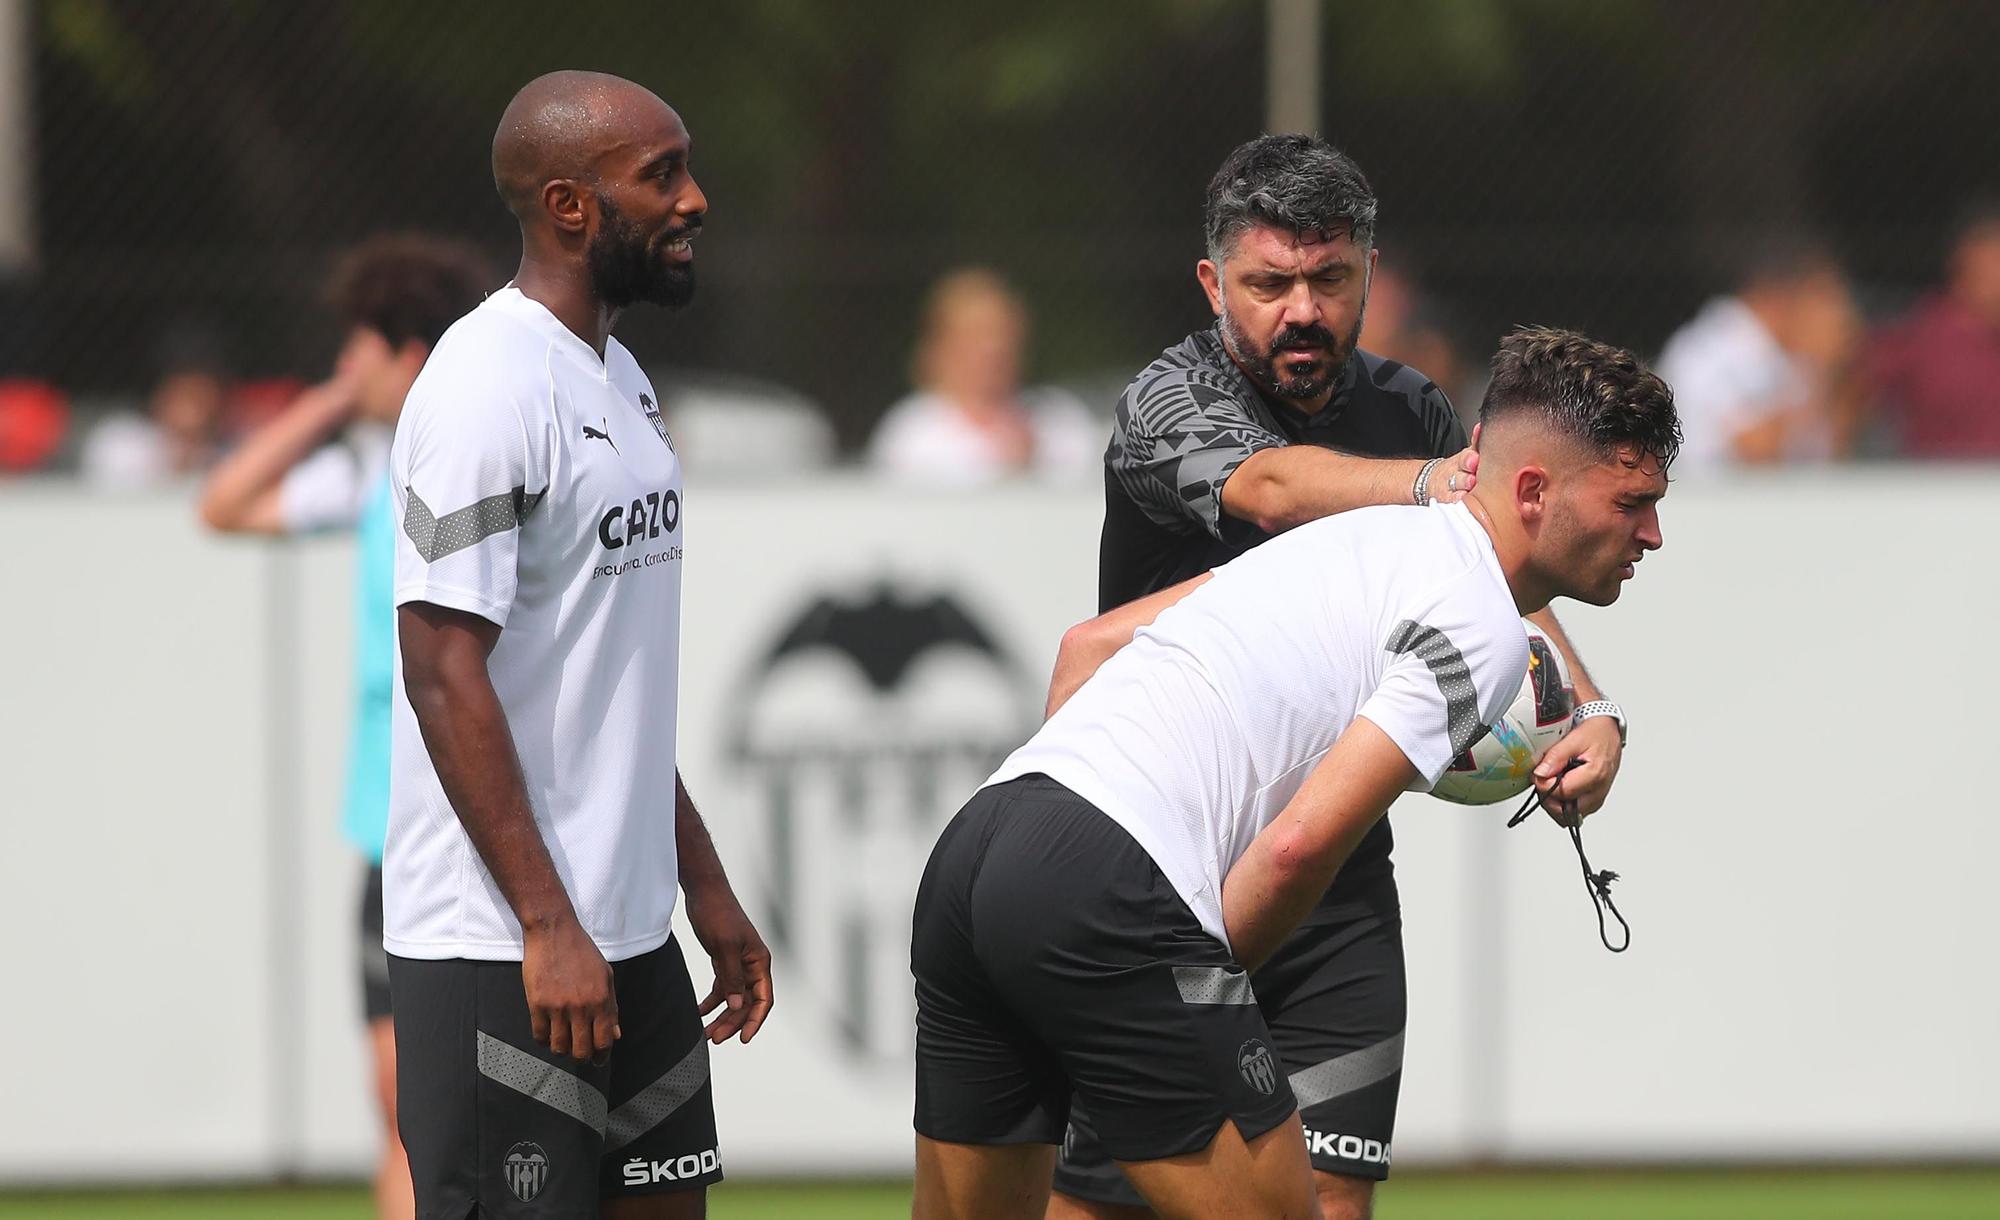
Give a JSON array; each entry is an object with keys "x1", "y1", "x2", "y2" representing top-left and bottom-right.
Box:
[
  {"x1": 685, "y1": 881, "x2": 774, "y2": 1045},
  {"x1": 522, "y1": 917, "x2": 620, "y2": 1063},
  {"x1": 1429, "y1": 425, "x2": 1480, "y2": 504},
  {"x1": 1533, "y1": 713, "x2": 1623, "y2": 827},
  {"x1": 288, "y1": 368, "x2": 365, "y2": 424}
]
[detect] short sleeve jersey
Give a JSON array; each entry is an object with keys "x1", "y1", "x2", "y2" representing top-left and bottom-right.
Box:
[
  {"x1": 385, "y1": 286, "x2": 687, "y2": 962},
  {"x1": 1098, "y1": 328, "x2": 1465, "y2": 903},
  {"x1": 992, "y1": 501, "x2": 1526, "y2": 951}
]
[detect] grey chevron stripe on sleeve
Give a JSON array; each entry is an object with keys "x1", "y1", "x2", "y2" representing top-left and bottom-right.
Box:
[
  {"x1": 1384, "y1": 619, "x2": 1487, "y2": 757},
  {"x1": 403, "y1": 486, "x2": 546, "y2": 563}
]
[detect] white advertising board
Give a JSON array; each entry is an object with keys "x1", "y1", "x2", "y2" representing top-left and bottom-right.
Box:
[{"x1": 2, "y1": 471, "x2": 1997, "y2": 1181}]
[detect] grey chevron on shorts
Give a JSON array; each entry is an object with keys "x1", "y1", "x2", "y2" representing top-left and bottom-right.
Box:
[
  {"x1": 476, "y1": 1031, "x2": 608, "y2": 1134},
  {"x1": 402, "y1": 485, "x2": 546, "y2": 563},
  {"x1": 1288, "y1": 1031, "x2": 1406, "y2": 1109},
  {"x1": 606, "y1": 1039, "x2": 710, "y2": 1150},
  {"x1": 1172, "y1": 965, "x2": 1256, "y2": 1005}
]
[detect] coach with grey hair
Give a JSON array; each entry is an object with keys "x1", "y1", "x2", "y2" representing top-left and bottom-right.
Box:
[{"x1": 1053, "y1": 134, "x2": 1631, "y2": 1220}]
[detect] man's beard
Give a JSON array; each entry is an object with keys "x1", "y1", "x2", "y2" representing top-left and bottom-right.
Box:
[
  {"x1": 1219, "y1": 305, "x2": 1363, "y2": 403},
  {"x1": 589, "y1": 195, "x2": 696, "y2": 311}
]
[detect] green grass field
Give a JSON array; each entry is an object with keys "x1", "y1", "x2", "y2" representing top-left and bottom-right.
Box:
[{"x1": 5, "y1": 1172, "x2": 1998, "y2": 1219}]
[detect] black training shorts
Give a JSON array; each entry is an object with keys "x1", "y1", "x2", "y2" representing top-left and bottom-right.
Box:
[
  {"x1": 1054, "y1": 882, "x2": 1407, "y2": 1204},
  {"x1": 912, "y1": 773, "x2": 1297, "y2": 1164},
  {"x1": 389, "y1": 934, "x2": 721, "y2": 1218}
]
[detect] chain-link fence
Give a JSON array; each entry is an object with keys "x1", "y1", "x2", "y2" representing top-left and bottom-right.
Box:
[{"x1": 5, "y1": 0, "x2": 1996, "y2": 470}]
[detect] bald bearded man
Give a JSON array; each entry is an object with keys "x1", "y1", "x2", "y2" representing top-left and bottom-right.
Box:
[{"x1": 386, "y1": 71, "x2": 771, "y2": 1219}]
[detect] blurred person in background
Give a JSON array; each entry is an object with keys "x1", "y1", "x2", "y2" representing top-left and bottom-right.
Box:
[
  {"x1": 80, "y1": 320, "x2": 236, "y2": 488},
  {"x1": 1062, "y1": 134, "x2": 1624, "y2": 1220},
  {"x1": 1867, "y1": 200, "x2": 2000, "y2": 458},
  {"x1": 198, "y1": 233, "x2": 494, "y2": 1220},
  {"x1": 1356, "y1": 263, "x2": 1469, "y2": 420},
  {"x1": 867, "y1": 267, "x2": 1099, "y2": 485},
  {"x1": 1655, "y1": 240, "x2": 1862, "y2": 473}
]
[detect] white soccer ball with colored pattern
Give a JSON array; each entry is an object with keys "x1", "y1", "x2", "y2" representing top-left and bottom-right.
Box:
[{"x1": 1430, "y1": 621, "x2": 1575, "y2": 805}]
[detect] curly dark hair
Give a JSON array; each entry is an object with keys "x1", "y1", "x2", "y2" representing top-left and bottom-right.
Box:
[
  {"x1": 1204, "y1": 134, "x2": 1378, "y2": 263},
  {"x1": 1479, "y1": 326, "x2": 1682, "y2": 469},
  {"x1": 326, "y1": 233, "x2": 496, "y2": 351}
]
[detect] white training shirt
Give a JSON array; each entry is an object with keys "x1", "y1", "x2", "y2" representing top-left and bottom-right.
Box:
[
  {"x1": 866, "y1": 388, "x2": 1102, "y2": 485},
  {"x1": 277, "y1": 425, "x2": 391, "y2": 533},
  {"x1": 385, "y1": 286, "x2": 686, "y2": 962},
  {"x1": 989, "y1": 500, "x2": 1526, "y2": 950}
]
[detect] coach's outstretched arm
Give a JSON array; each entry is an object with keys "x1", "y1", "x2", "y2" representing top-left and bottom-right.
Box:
[
  {"x1": 400, "y1": 601, "x2": 620, "y2": 1063},
  {"x1": 1222, "y1": 430, "x2": 1479, "y2": 534},
  {"x1": 1221, "y1": 717, "x2": 1419, "y2": 970},
  {"x1": 673, "y1": 771, "x2": 774, "y2": 1045},
  {"x1": 1045, "y1": 572, "x2": 1213, "y2": 717}
]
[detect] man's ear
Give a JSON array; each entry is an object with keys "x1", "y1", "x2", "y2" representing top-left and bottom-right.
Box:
[
  {"x1": 1196, "y1": 259, "x2": 1224, "y2": 318},
  {"x1": 543, "y1": 179, "x2": 590, "y2": 236},
  {"x1": 1515, "y1": 463, "x2": 1552, "y2": 528}
]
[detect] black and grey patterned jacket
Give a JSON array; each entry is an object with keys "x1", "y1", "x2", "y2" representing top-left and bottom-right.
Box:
[{"x1": 1099, "y1": 327, "x2": 1463, "y2": 613}]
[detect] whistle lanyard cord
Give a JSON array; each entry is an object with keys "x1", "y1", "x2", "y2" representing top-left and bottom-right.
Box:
[{"x1": 1504, "y1": 783, "x2": 1631, "y2": 953}]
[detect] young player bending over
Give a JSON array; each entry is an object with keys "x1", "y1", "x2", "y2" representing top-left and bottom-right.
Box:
[{"x1": 909, "y1": 327, "x2": 1678, "y2": 1220}]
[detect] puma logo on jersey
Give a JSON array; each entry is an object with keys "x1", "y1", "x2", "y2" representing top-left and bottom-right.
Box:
[{"x1": 583, "y1": 419, "x2": 617, "y2": 452}]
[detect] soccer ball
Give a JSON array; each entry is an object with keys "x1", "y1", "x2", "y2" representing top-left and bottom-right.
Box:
[{"x1": 1430, "y1": 622, "x2": 1575, "y2": 805}]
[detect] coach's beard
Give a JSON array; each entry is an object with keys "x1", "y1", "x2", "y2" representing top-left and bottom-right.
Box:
[
  {"x1": 1221, "y1": 308, "x2": 1361, "y2": 404},
  {"x1": 590, "y1": 198, "x2": 696, "y2": 311}
]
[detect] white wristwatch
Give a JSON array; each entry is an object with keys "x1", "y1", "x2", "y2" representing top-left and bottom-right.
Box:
[{"x1": 1571, "y1": 699, "x2": 1627, "y2": 745}]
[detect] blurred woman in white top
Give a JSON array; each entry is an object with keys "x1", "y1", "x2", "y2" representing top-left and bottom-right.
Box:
[
  {"x1": 868, "y1": 267, "x2": 1099, "y2": 484},
  {"x1": 1654, "y1": 241, "x2": 1862, "y2": 475}
]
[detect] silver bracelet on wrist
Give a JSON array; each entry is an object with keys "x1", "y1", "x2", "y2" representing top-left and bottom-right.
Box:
[
  {"x1": 1571, "y1": 699, "x2": 1627, "y2": 745},
  {"x1": 1413, "y1": 457, "x2": 1444, "y2": 507}
]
